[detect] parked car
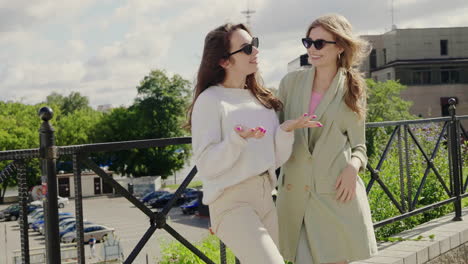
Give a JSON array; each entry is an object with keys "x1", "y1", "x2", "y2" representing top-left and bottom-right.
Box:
[
  {"x1": 180, "y1": 199, "x2": 199, "y2": 215},
  {"x1": 149, "y1": 193, "x2": 185, "y2": 209},
  {"x1": 61, "y1": 224, "x2": 114, "y2": 244},
  {"x1": 40, "y1": 217, "x2": 79, "y2": 235},
  {"x1": 59, "y1": 221, "x2": 93, "y2": 238},
  {"x1": 31, "y1": 196, "x2": 69, "y2": 208},
  {"x1": 31, "y1": 212, "x2": 72, "y2": 232},
  {"x1": 0, "y1": 204, "x2": 39, "y2": 221},
  {"x1": 140, "y1": 191, "x2": 169, "y2": 204},
  {"x1": 37, "y1": 215, "x2": 74, "y2": 234},
  {"x1": 181, "y1": 188, "x2": 201, "y2": 201},
  {"x1": 26, "y1": 208, "x2": 44, "y2": 223}
]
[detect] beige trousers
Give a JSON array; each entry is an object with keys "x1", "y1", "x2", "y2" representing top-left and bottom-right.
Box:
[{"x1": 209, "y1": 173, "x2": 284, "y2": 264}]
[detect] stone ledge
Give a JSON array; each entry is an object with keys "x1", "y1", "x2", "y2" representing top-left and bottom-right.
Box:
[{"x1": 351, "y1": 207, "x2": 468, "y2": 264}]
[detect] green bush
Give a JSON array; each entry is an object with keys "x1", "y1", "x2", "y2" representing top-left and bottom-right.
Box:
[{"x1": 158, "y1": 235, "x2": 236, "y2": 264}]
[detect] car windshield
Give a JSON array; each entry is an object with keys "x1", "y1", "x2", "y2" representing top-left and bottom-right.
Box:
[
  {"x1": 160, "y1": 194, "x2": 173, "y2": 199},
  {"x1": 7, "y1": 205, "x2": 19, "y2": 211},
  {"x1": 63, "y1": 225, "x2": 76, "y2": 233},
  {"x1": 142, "y1": 192, "x2": 154, "y2": 199}
]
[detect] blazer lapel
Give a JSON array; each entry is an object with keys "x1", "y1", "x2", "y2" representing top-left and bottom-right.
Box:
[
  {"x1": 308, "y1": 68, "x2": 347, "y2": 153},
  {"x1": 300, "y1": 67, "x2": 314, "y2": 148},
  {"x1": 312, "y1": 68, "x2": 345, "y2": 120}
]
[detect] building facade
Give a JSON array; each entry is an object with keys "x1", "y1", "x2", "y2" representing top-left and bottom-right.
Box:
[{"x1": 361, "y1": 27, "x2": 468, "y2": 118}]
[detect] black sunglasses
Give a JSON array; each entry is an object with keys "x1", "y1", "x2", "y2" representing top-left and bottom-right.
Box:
[
  {"x1": 302, "y1": 38, "x2": 336, "y2": 50},
  {"x1": 227, "y1": 37, "x2": 259, "y2": 57}
]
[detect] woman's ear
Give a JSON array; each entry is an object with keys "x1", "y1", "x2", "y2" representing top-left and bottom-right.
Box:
[{"x1": 219, "y1": 58, "x2": 230, "y2": 69}]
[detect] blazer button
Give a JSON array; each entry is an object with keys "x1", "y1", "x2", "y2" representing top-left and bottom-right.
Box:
[
  {"x1": 304, "y1": 185, "x2": 310, "y2": 192},
  {"x1": 287, "y1": 184, "x2": 293, "y2": 191}
]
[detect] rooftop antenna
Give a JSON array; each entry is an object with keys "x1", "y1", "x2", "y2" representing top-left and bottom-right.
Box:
[
  {"x1": 241, "y1": 1, "x2": 255, "y2": 28},
  {"x1": 391, "y1": 0, "x2": 397, "y2": 30}
]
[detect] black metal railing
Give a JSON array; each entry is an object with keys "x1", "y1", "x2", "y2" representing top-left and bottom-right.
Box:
[
  {"x1": 0, "y1": 99, "x2": 466, "y2": 264},
  {"x1": 365, "y1": 100, "x2": 467, "y2": 228}
]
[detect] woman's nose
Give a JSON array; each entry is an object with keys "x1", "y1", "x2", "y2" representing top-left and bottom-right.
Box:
[{"x1": 252, "y1": 46, "x2": 259, "y2": 55}]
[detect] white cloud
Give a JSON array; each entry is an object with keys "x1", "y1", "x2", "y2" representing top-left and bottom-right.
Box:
[{"x1": 0, "y1": 0, "x2": 467, "y2": 107}]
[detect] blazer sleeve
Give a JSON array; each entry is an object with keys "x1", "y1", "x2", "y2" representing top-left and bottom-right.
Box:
[
  {"x1": 346, "y1": 111, "x2": 368, "y2": 173},
  {"x1": 191, "y1": 92, "x2": 248, "y2": 180}
]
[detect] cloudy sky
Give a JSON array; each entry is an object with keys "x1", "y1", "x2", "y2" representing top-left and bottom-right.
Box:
[{"x1": 1, "y1": 0, "x2": 467, "y2": 108}]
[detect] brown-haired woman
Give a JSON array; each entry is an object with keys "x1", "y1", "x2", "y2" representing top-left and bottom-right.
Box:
[
  {"x1": 187, "y1": 23, "x2": 322, "y2": 263},
  {"x1": 276, "y1": 14, "x2": 378, "y2": 264}
]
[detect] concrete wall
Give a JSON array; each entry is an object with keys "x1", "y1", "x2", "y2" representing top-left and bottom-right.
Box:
[
  {"x1": 426, "y1": 243, "x2": 468, "y2": 264},
  {"x1": 400, "y1": 84, "x2": 468, "y2": 118},
  {"x1": 371, "y1": 67, "x2": 396, "y2": 82}
]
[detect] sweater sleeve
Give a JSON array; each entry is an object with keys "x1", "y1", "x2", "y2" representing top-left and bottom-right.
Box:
[
  {"x1": 273, "y1": 75, "x2": 295, "y2": 168},
  {"x1": 274, "y1": 124, "x2": 294, "y2": 168},
  {"x1": 191, "y1": 91, "x2": 248, "y2": 180}
]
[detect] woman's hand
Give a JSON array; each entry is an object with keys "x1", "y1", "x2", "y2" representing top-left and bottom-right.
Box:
[
  {"x1": 280, "y1": 113, "x2": 323, "y2": 132},
  {"x1": 335, "y1": 157, "x2": 361, "y2": 203},
  {"x1": 233, "y1": 125, "x2": 267, "y2": 139}
]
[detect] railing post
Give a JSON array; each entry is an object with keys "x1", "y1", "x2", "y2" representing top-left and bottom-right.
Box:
[
  {"x1": 73, "y1": 154, "x2": 86, "y2": 263},
  {"x1": 38, "y1": 107, "x2": 62, "y2": 262},
  {"x1": 220, "y1": 240, "x2": 227, "y2": 264},
  {"x1": 17, "y1": 160, "x2": 30, "y2": 264},
  {"x1": 448, "y1": 99, "x2": 462, "y2": 221}
]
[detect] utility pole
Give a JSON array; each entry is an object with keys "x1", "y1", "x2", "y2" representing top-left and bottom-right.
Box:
[{"x1": 241, "y1": 1, "x2": 255, "y2": 28}]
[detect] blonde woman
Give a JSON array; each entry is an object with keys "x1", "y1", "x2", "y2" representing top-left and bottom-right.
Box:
[{"x1": 276, "y1": 14, "x2": 378, "y2": 264}]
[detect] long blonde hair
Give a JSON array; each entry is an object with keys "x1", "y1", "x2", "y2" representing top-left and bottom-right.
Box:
[{"x1": 307, "y1": 14, "x2": 370, "y2": 119}]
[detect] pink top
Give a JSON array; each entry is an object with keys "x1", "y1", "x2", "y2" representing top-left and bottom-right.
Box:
[{"x1": 309, "y1": 91, "x2": 323, "y2": 115}]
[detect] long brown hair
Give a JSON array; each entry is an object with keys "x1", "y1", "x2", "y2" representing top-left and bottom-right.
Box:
[
  {"x1": 185, "y1": 23, "x2": 282, "y2": 129},
  {"x1": 306, "y1": 14, "x2": 370, "y2": 119}
]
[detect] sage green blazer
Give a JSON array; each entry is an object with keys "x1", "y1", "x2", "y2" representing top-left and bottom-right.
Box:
[{"x1": 276, "y1": 67, "x2": 377, "y2": 262}]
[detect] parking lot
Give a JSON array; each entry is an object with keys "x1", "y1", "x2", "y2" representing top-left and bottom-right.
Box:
[{"x1": 0, "y1": 195, "x2": 211, "y2": 264}]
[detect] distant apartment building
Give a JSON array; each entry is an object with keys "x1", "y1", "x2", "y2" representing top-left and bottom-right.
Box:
[
  {"x1": 288, "y1": 27, "x2": 468, "y2": 119},
  {"x1": 97, "y1": 104, "x2": 113, "y2": 112},
  {"x1": 362, "y1": 27, "x2": 468, "y2": 119}
]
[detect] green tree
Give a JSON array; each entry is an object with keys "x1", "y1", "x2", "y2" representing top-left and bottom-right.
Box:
[
  {"x1": 0, "y1": 100, "x2": 103, "y2": 202},
  {"x1": 45, "y1": 91, "x2": 91, "y2": 115},
  {"x1": 365, "y1": 79, "x2": 416, "y2": 158},
  {"x1": 95, "y1": 70, "x2": 192, "y2": 178},
  {"x1": 55, "y1": 108, "x2": 103, "y2": 146},
  {"x1": 0, "y1": 102, "x2": 42, "y2": 203}
]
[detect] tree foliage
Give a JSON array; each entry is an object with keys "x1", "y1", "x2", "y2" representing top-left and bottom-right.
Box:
[
  {"x1": 94, "y1": 70, "x2": 192, "y2": 178},
  {"x1": 46, "y1": 91, "x2": 91, "y2": 115},
  {"x1": 365, "y1": 79, "x2": 416, "y2": 158}
]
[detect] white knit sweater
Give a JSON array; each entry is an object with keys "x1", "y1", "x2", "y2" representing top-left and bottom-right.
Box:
[{"x1": 191, "y1": 85, "x2": 294, "y2": 204}]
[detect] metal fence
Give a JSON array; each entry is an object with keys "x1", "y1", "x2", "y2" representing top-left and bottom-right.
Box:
[{"x1": 0, "y1": 99, "x2": 466, "y2": 264}]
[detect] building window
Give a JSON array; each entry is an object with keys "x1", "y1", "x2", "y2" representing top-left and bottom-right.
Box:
[
  {"x1": 412, "y1": 70, "x2": 432, "y2": 85},
  {"x1": 370, "y1": 49, "x2": 377, "y2": 69},
  {"x1": 383, "y1": 48, "x2": 387, "y2": 64},
  {"x1": 440, "y1": 40, "x2": 448, "y2": 56},
  {"x1": 441, "y1": 70, "x2": 460, "y2": 84},
  {"x1": 387, "y1": 72, "x2": 391, "y2": 80}
]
